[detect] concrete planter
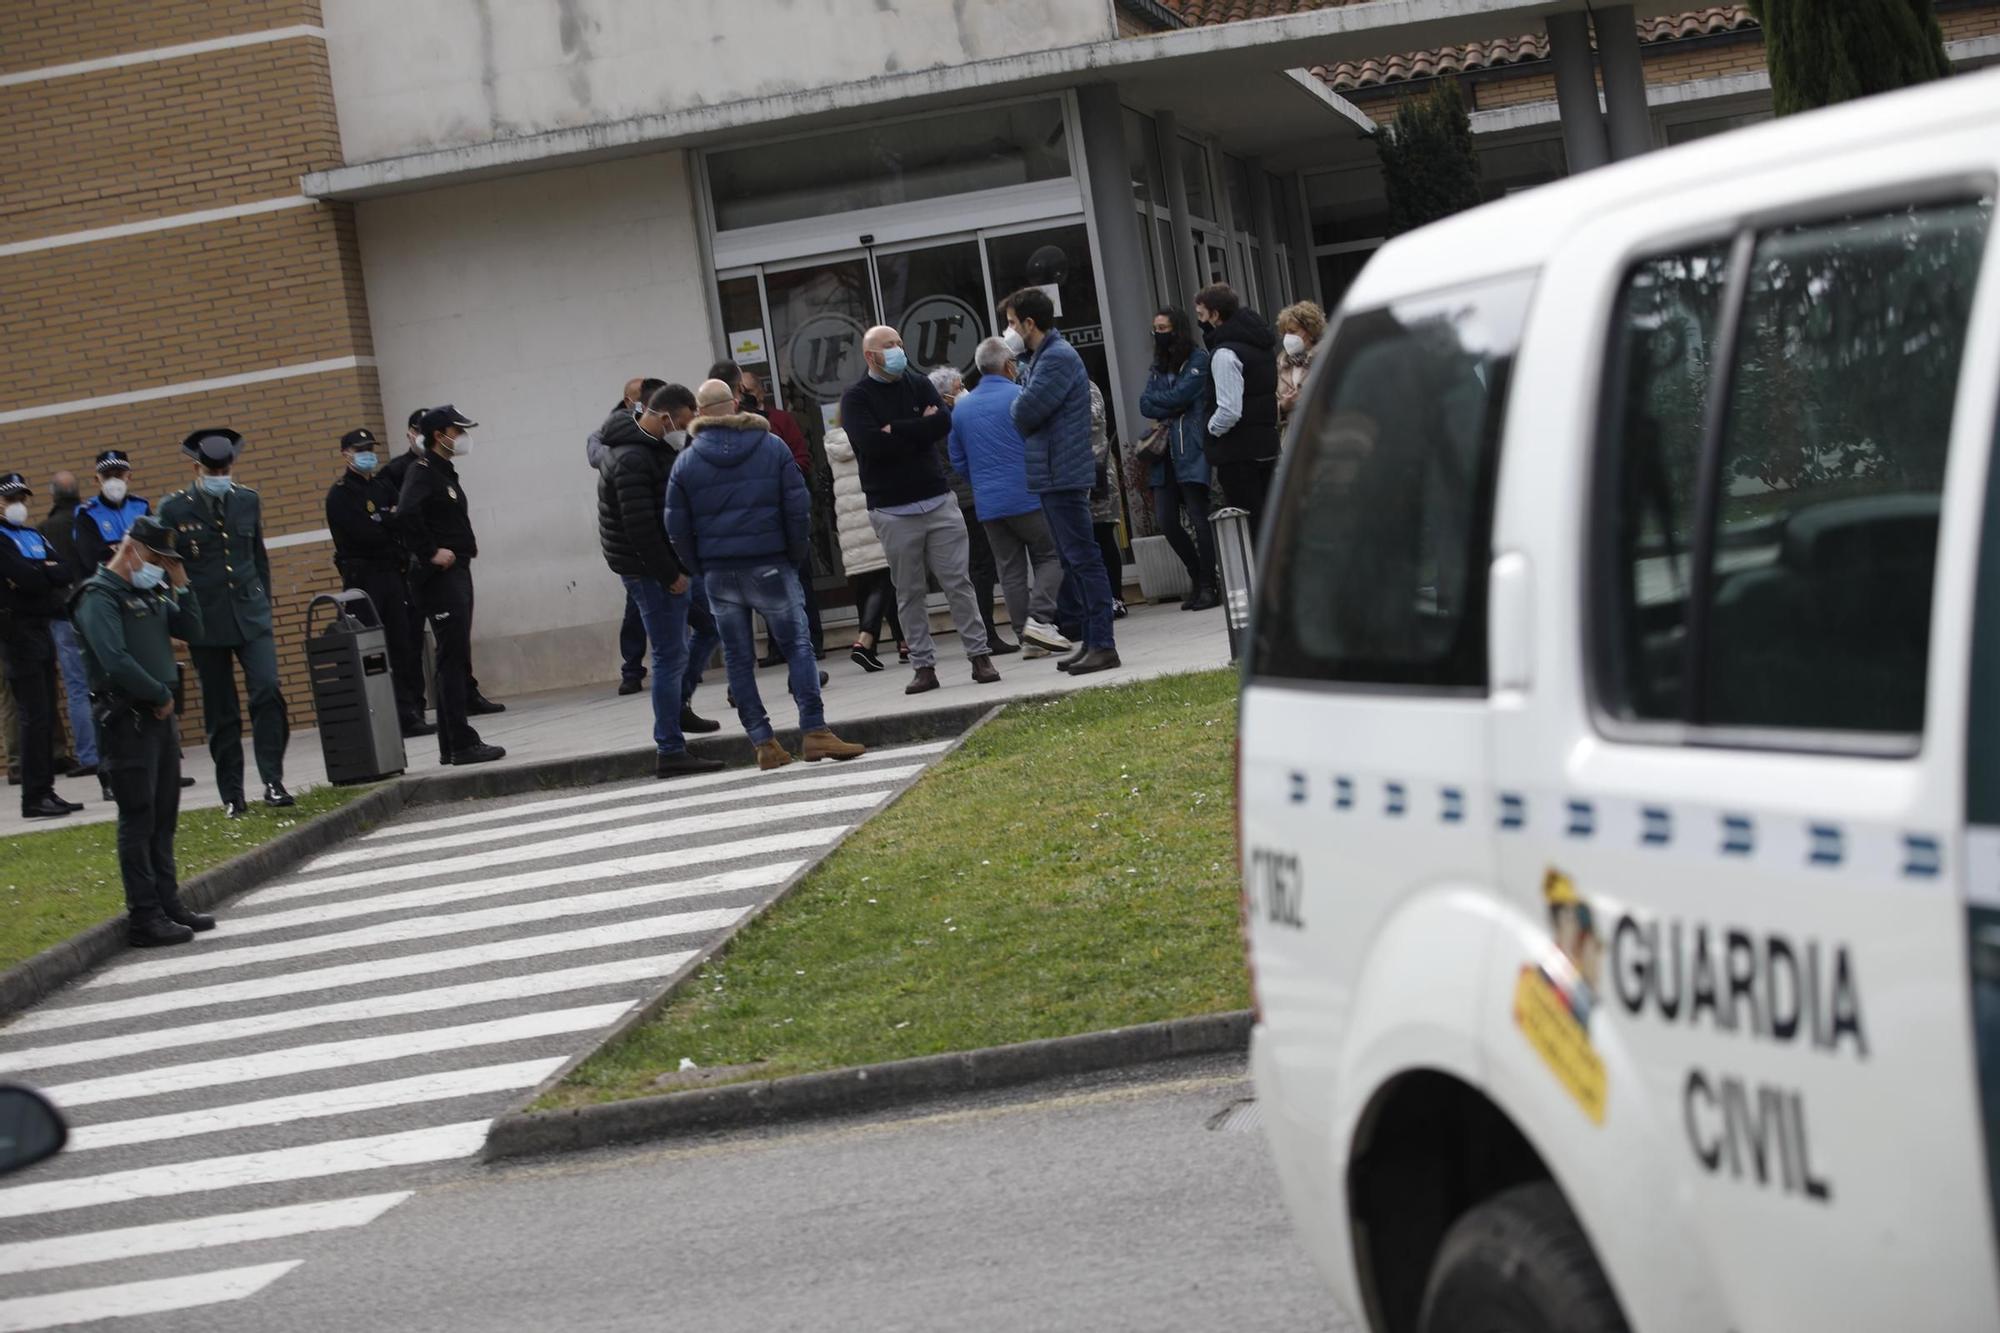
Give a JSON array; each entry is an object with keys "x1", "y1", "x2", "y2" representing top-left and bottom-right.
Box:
[{"x1": 1132, "y1": 534, "x2": 1191, "y2": 604}]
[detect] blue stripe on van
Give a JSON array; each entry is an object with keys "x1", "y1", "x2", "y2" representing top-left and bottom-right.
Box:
[
  {"x1": 1288, "y1": 771, "x2": 1307, "y2": 805},
  {"x1": 1499, "y1": 794, "x2": 1526, "y2": 830},
  {"x1": 1335, "y1": 777, "x2": 1355, "y2": 811},
  {"x1": 1566, "y1": 800, "x2": 1596, "y2": 839},
  {"x1": 1385, "y1": 782, "x2": 1407, "y2": 817},
  {"x1": 1809, "y1": 824, "x2": 1845, "y2": 868},
  {"x1": 1641, "y1": 807, "x2": 1672, "y2": 847},
  {"x1": 1903, "y1": 834, "x2": 1942, "y2": 879},
  {"x1": 1721, "y1": 815, "x2": 1754, "y2": 857},
  {"x1": 1441, "y1": 787, "x2": 1465, "y2": 824}
]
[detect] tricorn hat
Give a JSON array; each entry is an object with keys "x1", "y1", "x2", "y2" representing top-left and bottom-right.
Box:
[{"x1": 180, "y1": 428, "x2": 243, "y2": 467}]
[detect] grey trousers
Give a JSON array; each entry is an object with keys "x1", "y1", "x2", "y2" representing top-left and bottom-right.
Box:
[
  {"x1": 869, "y1": 497, "x2": 991, "y2": 670},
  {"x1": 982, "y1": 509, "x2": 1062, "y2": 632}
]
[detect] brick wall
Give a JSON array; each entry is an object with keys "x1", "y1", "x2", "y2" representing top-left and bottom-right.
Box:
[{"x1": 0, "y1": 0, "x2": 319, "y2": 75}]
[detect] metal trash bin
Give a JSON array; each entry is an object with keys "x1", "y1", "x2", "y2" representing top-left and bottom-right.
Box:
[{"x1": 306, "y1": 590, "x2": 406, "y2": 785}]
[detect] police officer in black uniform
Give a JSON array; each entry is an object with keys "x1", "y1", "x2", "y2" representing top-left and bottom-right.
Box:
[
  {"x1": 0, "y1": 473, "x2": 82, "y2": 818},
  {"x1": 326, "y1": 428, "x2": 433, "y2": 737},
  {"x1": 395, "y1": 406, "x2": 504, "y2": 766}
]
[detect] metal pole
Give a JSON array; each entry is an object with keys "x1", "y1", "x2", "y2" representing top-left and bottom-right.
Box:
[{"x1": 1210, "y1": 506, "x2": 1257, "y2": 662}]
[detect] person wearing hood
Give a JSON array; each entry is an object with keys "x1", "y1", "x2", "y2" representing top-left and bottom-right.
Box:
[
  {"x1": 599, "y1": 381, "x2": 726, "y2": 779},
  {"x1": 591, "y1": 376, "x2": 660, "y2": 698},
  {"x1": 327, "y1": 428, "x2": 431, "y2": 738},
  {"x1": 157, "y1": 429, "x2": 293, "y2": 815},
  {"x1": 1195, "y1": 282, "x2": 1282, "y2": 534},
  {"x1": 667, "y1": 380, "x2": 864, "y2": 771},
  {"x1": 712, "y1": 360, "x2": 827, "y2": 665},
  {"x1": 0, "y1": 472, "x2": 81, "y2": 818}
]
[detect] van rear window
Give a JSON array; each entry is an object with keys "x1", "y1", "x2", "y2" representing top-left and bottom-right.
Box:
[{"x1": 1251, "y1": 273, "x2": 1532, "y2": 688}]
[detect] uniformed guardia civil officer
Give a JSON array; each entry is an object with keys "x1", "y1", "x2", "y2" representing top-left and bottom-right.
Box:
[
  {"x1": 71, "y1": 517, "x2": 212, "y2": 946},
  {"x1": 73, "y1": 450, "x2": 149, "y2": 572},
  {"x1": 326, "y1": 428, "x2": 433, "y2": 737},
  {"x1": 0, "y1": 473, "x2": 82, "y2": 819},
  {"x1": 396, "y1": 405, "x2": 504, "y2": 766},
  {"x1": 157, "y1": 429, "x2": 293, "y2": 816}
]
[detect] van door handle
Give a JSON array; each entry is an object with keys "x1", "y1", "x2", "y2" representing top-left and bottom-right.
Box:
[{"x1": 1490, "y1": 552, "x2": 1532, "y2": 694}]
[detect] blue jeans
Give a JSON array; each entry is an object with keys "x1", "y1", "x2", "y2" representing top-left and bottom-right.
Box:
[
  {"x1": 704, "y1": 563, "x2": 824, "y2": 744},
  {"x1": 621, "y1": 575, "x2": 692, "y2": 756},
  {"x1": 683, "y1": 575, "x2": 720, "y2": 708},
  {"x1": 1040, "y1": 489, "x2": 1115, "y2": 650},
  {"x1": 49, "y1": 619, "x2": 97, "y2": 767}
]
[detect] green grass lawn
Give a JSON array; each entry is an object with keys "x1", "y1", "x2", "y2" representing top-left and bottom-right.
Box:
[
  {"x1": 547, "y1": 667, "x2": 1248, "y2": 1108},
  {"x1": 1, "y1": 785, "x2": 365, "y2": 970}
]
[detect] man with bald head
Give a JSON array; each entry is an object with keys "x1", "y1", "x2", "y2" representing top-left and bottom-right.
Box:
[{"x1": 836, "y1": 325, "x2": 999, "y2": 695}]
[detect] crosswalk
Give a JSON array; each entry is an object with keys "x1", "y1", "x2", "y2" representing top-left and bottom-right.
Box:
[{"x1": 0, "y1": 741, "x2": 946, "y2": 1329}]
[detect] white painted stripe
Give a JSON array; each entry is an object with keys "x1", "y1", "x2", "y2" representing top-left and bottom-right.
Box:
[
  {"x1": 0, "y1": 357, "x2": 376, "y2": 426},
  {"x1": 0, "y1": 1261, "x2": 302, "y2": 1331},
  {"x1": 266, "y1": 527, "x2": 333, "y2": 550},
  {"x1": 70, "y1": 1058, "x2": 564, "y2": 1152},
  {"x1": 105, "y1": 871, "x2": 788, "y2": 983},
  {"x1": 261, "y1": 791, "x2": 885, "y2": 901},
  {"x1": 0, "y1": 196, "x2": 314, "y2": 258},
  {"x1": 9, "y1": 919, "x2": 706, "y2": 1036},
  {"x1": 0, "y1": 955, "x2": 683, "y2": 1075},
  {"x1": 42, "y1": 1001, "x2": 635, "y2": 1107},
  {"x1": 367, "y1": 740, "x2": 951, "y2": 840},
  {"x1": 233, "y1": 823, "x2": 844, "y2": 918},
  {"x1": 0, "y1": 26, "x2": 327, "y2": 86},
  {"x1": 226, "y1": 859, "x2": 793, "y2": 940},
  {"x1": 0, "y1": 1122, "x2": 485, "y2": 1219},
  {"x1": 0, "y1": 1193, "x2": 408, "y2": 1277},
  {"x1": 324, "y1": 766, "x2": 917, "y2": 866}
]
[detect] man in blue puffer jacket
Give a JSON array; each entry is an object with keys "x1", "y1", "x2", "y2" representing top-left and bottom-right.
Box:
[
  {"x1": 1005, "y1": 286, "x2": 1118, "y2": 675},
  {"x1": 667, "y1": 380, "x2": 865, "y2": 770}
]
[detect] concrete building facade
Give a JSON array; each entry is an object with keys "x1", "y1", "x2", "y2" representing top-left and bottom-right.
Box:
[{"x1": 6, "y1": 0, "x2": 1999, "y2": 735}]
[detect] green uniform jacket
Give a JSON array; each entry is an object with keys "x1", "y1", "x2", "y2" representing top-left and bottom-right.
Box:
[
  {"x1": 71, "y1": 567, "x2": 205, "y2": 707},
  {"x1": 156, "y1": 484, "x2": 273, "y2": 646}
]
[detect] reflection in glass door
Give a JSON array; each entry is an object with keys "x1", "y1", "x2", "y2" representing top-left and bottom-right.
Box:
[
  {"x1": 765, "y1": 256, "x2": 873, "y2": 581},
  {"x1": 875, "y1": 239, "x2": 988, "y2": 377}
]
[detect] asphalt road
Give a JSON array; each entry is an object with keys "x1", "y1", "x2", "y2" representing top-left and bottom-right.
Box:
[{"x1": 115, "y1": 1054, "x2": 1360, "y2": 1333}]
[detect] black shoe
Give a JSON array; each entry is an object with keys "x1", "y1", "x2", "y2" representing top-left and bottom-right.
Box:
[
  {"x1": 468, "y1": 694, "x2": 507, "y2": 715},
  {"x1": 263, "y1": 783, "x2": 295, "y2": 808},
  {"x1": 757, "y1": 651, "x2": 785, "y2": 669},
  {"x1": 401, "y1": 718, "x2": 438, "y2": 738},
  {"x1": 52, "y1": 753, "x2": 76, "y2": 773},
  {"x1": 21, "y1": 795, "x2": 73, "y2": 819},
  {"x1": 66, "y1": 762, "x2": 98, "y2": 779},
  {"x1": 57, "y1": 797, "x2": 84, "y2": 813},
  {"x1": 5, "y1": 771, "x2": 18, "y2": 786},
  {"x1": 179, "y1": 775, "x2": 196, "y2": 788},
  {"x1": 814, "y1": 646, "x2": 828, "y2": 660},
  {"x1": 656, "y1": 750, "x2": 727, "y2": 778},
  {"x1": 162, "y1": 899, "x2": 216, "y2": 932},
  {"x1": 970, "y1": 655, "x2": 1001, "y2": 684},
  {"x1": 450, "y1": 743, "x2": 507, "y2": 765},
  {"x1": 1068, "y1": 647, "x2": 1122, "y2": 676},
  {"x1": 617, "y1": 679, "x2": 644, "y2": 696},
  {"x1": 726, "y1": 688, "x2": 736, "y2": 709},
  {"x1": 987, "y1": 635, "x2": 1020, "y2": 655},
  {"x1": 1183, "y1": 584, "x2": 1222, "y2": 612},
  {"x1": 850, "y1": 644, "x2": 885, "y2": 673},
  {"x1": 1055, "y1": 643, "x2": 1091, "y2": 674},
  {"x1": 224, "y1": 799, "x2": 248, "y2": 819},
  {"x1": 128, "y1": 914, "x2": 194, "y2": 948},
  {"x1": 101, "y1": 780, "x2": 113, "y2": 803},
  {"x1": 679, "y1": 705, "x2": 721, "y2": 734},
  {"x1": 819, "y1": 670, "x2": 830, "y2": 687}
]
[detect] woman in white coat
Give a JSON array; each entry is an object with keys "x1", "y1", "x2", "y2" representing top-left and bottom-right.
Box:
[{"x1": 823, "y1": 426, "x2": 907, "y2": 671}]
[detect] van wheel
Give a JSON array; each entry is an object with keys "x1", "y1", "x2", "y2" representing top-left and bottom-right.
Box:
[{"x1": 1416, "y1": 1182, "x2": 1628, "y2": 1333}]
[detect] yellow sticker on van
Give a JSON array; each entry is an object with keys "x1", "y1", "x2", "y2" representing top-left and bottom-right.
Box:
[{"x1": 1515, "y1": 964, "x2": 1608, "y2": 1125}]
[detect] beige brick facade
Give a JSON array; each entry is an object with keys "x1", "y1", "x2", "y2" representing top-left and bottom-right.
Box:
[{"x1": 0, "y1": 0, "x2": 319, "y2": 75}]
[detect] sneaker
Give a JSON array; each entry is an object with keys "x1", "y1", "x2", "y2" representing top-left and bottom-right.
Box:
[
  {"x1": 1023, "y1": 644, "x2": 1051, "y2": 660},
  {"x1": 802, "y1": 729, "x2": 867, "y2": 762},
  {"x1": 1113, "y1": 599, "x2": 1129, "y2": 620},
  {"x1": 263, "y1": 782, "x2": 295, "y2": 809},
  {"x1": 756, "y1": 739, "x2": 794, "y2": 771},
  {"x1": 850, "y1": 643, "x2": 885, "y2": 673},
  {"x1": 905, "y1": 667, "x2": 940, "y2": 695},
  {"x1": 450, "y1": 743, "x2": 507, "y2": 765},
  {"x1": 1021, "y1": 618, "x2": 1071, "y2": 653},
  {"x1": 897, "y1": 643, "x2": 911, "y2": 664},
  {"x1": 657, "y1": 750, "x2": 726, "y2": 778},
  {"x1": 1067, "y1": 647, "x2": 1122, "y2": 676},
  {"x1": 970, "y1": 655, "x2": 1001, "y2": 685},
  {"x1": 617, "y1": 679, "x2": 644, "y2": 696},
  {"x1": 468, "y1": 694, "x2": 508, "y2": 715},
  {"x1": 128, "y1": 913, "x2": 194, "y2": 948},
  {"x1": 679, "y1": 705, "x2": 722, "y2": 735}
]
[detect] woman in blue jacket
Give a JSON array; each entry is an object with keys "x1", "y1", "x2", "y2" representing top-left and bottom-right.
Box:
[{"x1": 1137, "y1": 307, "x2": 1220, "y2": 611}]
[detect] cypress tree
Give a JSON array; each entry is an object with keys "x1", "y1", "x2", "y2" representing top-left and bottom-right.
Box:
[
  {"x1": 1749, "y1": 0, "x2": 1952, "y2": 115},
  {"x1": 1376, "y1": 78, "x2": 1483, "y2": 236}
]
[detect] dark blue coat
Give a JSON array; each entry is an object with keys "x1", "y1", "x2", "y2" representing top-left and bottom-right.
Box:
[
  {"x1": 1138, "y1": 348, "x2": 1213, "y2": 488},
  {"x1": 1009, "y1": 329, "x2": 1095, "y2": 495},
  {"x1": 665, "y1": 413, "x2": 811, "y2": 575}
]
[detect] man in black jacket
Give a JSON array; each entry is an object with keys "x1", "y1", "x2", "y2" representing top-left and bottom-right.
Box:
[
  {"x1": 598, "y1": 383, "x2": 726, "y2": 779},
  {"x1": 327, "y1": 428, "x2": 431, "y2": 737},
  {"x1": 0, "y1": 473, "x2": 81, "y2": 818},
  {"x1": 1195, "y1": 283, "x2": 1282, "y2": 534}
]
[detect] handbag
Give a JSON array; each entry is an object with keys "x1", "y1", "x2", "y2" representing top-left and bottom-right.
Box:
[{"x1": 1136, "y1": 421, "x2": 1171, "y2": 459}]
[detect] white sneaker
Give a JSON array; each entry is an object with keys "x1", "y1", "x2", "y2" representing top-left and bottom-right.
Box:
[
  {"x1": 1022, "y1": 618, "x2": 1071, "y2": 652},
  {"x1": 1023, "y1": 643, "x2": 1051, "y2": 660}
]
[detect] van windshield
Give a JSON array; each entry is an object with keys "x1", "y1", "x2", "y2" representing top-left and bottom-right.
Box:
[{"x1": 1251, "y1": 272, "x2": 1533, "y2": 688}]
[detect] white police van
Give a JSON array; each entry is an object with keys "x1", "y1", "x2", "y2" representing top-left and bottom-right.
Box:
[{"x1": 1241, "y1": 68, "x2": 2000, "y2": 1333}]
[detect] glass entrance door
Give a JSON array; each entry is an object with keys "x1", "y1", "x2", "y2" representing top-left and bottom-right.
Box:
[{"x1": 765, "y1": 255, "x2": 872, "y2": 581}]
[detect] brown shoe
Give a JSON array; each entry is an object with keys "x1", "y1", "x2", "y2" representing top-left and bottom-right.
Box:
[
  {"x1": 802, "y1": 728, "x2": 866, "y2": 762},
  {"x1": 756, "y1": 739, "x2": 795, "y2": 771},
  {"x1": 905, "y1": 667, "x2": 940, "y2": 695},
  {"x1": 969, "y1": 655, "x2": 1001, "y2": 684}
]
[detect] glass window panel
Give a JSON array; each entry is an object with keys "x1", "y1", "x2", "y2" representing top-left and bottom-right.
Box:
[
  {"x1": 1123, "y1": 108, "x2": 1166, "y2": 208},
  {"x1": 708, "y1": 100, "x2": 1070, "y2": 231},
  {"x1": 765, "y1": 257, "x2": 876, "y2": 578},
  {"x1": 1178, "y1": 136, "x2": 1215, "y2": 222},
  {"x1": 1225, "y1": 156, "x2": 1255, "y2": 232},
  {"x1": 1476, "y1": 137, "x2": 1568, "y2": 202},
  {"x1": 1306, "y1": 166, "x2": 1391, "y2": 247}
]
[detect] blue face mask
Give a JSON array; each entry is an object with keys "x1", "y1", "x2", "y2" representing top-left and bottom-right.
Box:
[
  {"x1": 880, "y1": 347, "x2": 908, "y2": 378},
  {"x1": 131, "y1": 561, "x2": 167, "y2": 591},
  {"x1": 198, "y1": 474, "x2": 233, "y2": 497},
  {"x1": 351, "y1": 451, "x2": 378, "y2": 473}
]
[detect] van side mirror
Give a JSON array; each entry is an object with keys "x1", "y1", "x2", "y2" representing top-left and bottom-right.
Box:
[{"x1": 0, "y1": 1086, "x2": 67, "y2": 1176}]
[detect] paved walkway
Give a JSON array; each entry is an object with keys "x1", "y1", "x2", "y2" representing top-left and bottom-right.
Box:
[
  {"x1": 2, "y1": 602, "x2": 1230, "y2": 841},
  {"x1": 0, "y1": 741, "x2": 949, "y2": 1329}
]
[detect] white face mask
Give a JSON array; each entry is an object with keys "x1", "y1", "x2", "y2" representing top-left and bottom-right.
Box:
[
  {"x1": 101, "y1": 478, "x2": 129, "y2": 504},
  {"x1": 2, "y1": 502, "x2": 26, "y2": 526},
  {"x1": 1001, "y1": 328, "x2": 1026, "y2": 358},
  {"x1": 406, "y1": 429, "x2": 421, "y2": 450},
  {"x1": 1283, "y1": 333, "x2": 1307, "y2": 358}
]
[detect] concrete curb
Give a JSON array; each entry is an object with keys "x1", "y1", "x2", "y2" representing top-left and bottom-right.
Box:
[{"x1": 484, "y1": 1010, "x2": 1254, "y2": 1162}]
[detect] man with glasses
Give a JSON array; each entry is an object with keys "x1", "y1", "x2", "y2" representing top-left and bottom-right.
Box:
[{"x1": 157, "y1": 429, "x2": 293, "y2": 816}]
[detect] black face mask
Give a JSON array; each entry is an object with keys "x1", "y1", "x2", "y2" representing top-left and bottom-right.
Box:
[
  {"x1": 1153, "y1": 330, "x2": 1175, "y2": 354},
  {"x1": 740, "y1": 391, "x2": 761, "y2": 411}
]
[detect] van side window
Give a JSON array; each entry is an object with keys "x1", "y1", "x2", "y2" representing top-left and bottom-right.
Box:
[
  {"x1": 1252, "y1": 273, "x2": 1532, "y2": 688},
  {"x1": 1599, "y1": 199, "x2": 1991, "y2": 739}
]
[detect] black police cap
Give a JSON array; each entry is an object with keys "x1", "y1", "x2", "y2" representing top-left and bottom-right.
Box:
[
  {"x1": 94, "y1": 449, "x2": 132, "y2": 474},
  {"x1": 180, "y1": 428, "x2": 243, "y2": 467},
  {"x1": 0, "y1": 472, "x2": 29, "y2": 497},
  {"x1": 419, "y1": 405, "x2": 478, "y2": 438},
  {"x1": 340, "y1": 428, "x2": 378, "y2": 451}
]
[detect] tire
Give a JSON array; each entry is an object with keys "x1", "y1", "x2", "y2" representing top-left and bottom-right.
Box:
[{"x1": 1416, "y1": 1182, "x2": 1630, "y2": 1333}]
